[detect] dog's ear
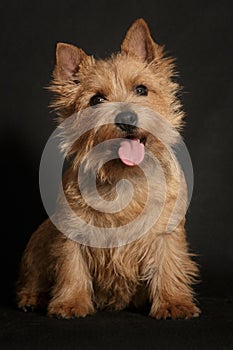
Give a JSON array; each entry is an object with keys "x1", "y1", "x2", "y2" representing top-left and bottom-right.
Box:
[
  {"x1": 55, "y1": 43, "x2": 88, "y2": 82},
  {"x1": 121, "y1": 18, "x2": 160, "y2": 62}
]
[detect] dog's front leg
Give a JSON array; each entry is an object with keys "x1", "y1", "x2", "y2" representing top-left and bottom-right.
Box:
[
  {"x1": 48, "y1": 240, "x2": 94, "y2": 318},
  {"x1": 148, "y1": 228, "x2": 200, "y2": 319}
]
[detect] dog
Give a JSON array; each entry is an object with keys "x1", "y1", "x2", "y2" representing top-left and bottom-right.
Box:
[{"x1": 17, "y1": 18, "x2": 200, "y2": 319}]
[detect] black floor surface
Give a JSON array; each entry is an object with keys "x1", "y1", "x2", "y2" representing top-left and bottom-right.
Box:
[{"x1": 0, "y1": 298, "x2": 233, "y2": 350}]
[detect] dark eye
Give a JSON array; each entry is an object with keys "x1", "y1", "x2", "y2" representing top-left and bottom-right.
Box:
[
  {"x1": 90, "y1": 94, "x2": 106, "y2": 106},
  {"x1": 135, "y1": 85, "x2": 148, "y2": 96}
]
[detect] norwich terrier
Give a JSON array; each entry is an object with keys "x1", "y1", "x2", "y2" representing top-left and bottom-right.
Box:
[{"x1": 17, "y1": 18, "x2": 200, "y2": 319}]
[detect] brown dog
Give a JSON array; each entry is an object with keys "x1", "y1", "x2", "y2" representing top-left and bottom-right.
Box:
[{"x1": 17, "y1": 19, "x2": 200, "y2": 319}]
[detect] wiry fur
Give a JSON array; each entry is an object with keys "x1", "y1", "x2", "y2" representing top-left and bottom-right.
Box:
[{"x1": 17, "y1": 19, "x2": 200, "y2": 319}]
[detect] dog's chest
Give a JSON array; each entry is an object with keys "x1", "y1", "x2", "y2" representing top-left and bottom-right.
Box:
[
  {"x1": 84, "y1": 247, "x2": 140, "y2": 287},
  {"x1": 85, "y1": 248, "x2": 141, "y2": 308}
]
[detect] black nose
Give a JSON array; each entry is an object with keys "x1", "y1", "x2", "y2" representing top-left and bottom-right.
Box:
[{"x1": 115, "y1": 111, "x2": 138, "y2": 132}]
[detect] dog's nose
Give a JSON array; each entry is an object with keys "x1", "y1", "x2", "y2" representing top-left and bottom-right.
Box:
[{"x1": 115, "y1": 111, "x2": 138, "y2": 132}]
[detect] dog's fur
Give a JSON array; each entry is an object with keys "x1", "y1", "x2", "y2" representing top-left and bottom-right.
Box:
[{"x1": 17, "y1": 19, "x2": 200, "y2": 319}]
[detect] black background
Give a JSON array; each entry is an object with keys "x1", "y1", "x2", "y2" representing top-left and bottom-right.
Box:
[{"x1": 1, "y1": 0, "x2": 232, "y2": 306}]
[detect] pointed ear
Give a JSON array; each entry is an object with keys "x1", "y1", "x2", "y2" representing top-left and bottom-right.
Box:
[
  {"x1": 121, "y1": 18, "x2": 159, "y2": 62},
  {"x1": 55, "y1": 43, "x2": 88, "y2": 82}
]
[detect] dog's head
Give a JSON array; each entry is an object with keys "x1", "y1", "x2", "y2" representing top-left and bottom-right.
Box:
[
  {"x1": 51, "y1": 19, "x2": 183, "y2": 125},
  {"x1": 50, "y1": 19, "x2": 183, "y2": 182}
]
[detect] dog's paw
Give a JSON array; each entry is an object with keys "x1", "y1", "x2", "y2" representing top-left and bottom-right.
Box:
[
  {"x1": 48, "y1": 297, "x2": 95, "y2": 318},
  {"x1": 150, "y1": 301, "x2": 201, "y2": 320},
  {"x1": 17, "y1": 292, "x2": 43, "y2": 312}
]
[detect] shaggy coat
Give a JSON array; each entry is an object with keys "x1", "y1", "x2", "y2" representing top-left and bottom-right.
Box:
[{"x1": 17, "y1": 19, "x2": 200, "y2": 319}]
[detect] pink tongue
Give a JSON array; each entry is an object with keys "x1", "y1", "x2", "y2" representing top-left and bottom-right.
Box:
[{"x1": 118, "y1": 139, "x2": 145, "y2": 166}]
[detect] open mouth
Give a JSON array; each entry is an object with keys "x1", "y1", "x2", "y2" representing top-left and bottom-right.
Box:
[
  {"x1": 118, "y1": 135, "x2": 146, "y2": 167},
  {"x1": 126, "y1": 135, "x2": 146, "y2": 145}
]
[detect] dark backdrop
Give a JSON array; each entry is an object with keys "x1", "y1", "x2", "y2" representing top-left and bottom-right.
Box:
[{"x1": 1, "y1": 0, "x2": 232, "y2": 305}]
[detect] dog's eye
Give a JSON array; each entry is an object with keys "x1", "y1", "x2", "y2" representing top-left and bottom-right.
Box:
[
  {"x1": 135, "y1": 85, "x2": 148, "y2": 96},
  {"x1": 90, "y1": 94, "x2": 106, "y2": 106}
]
